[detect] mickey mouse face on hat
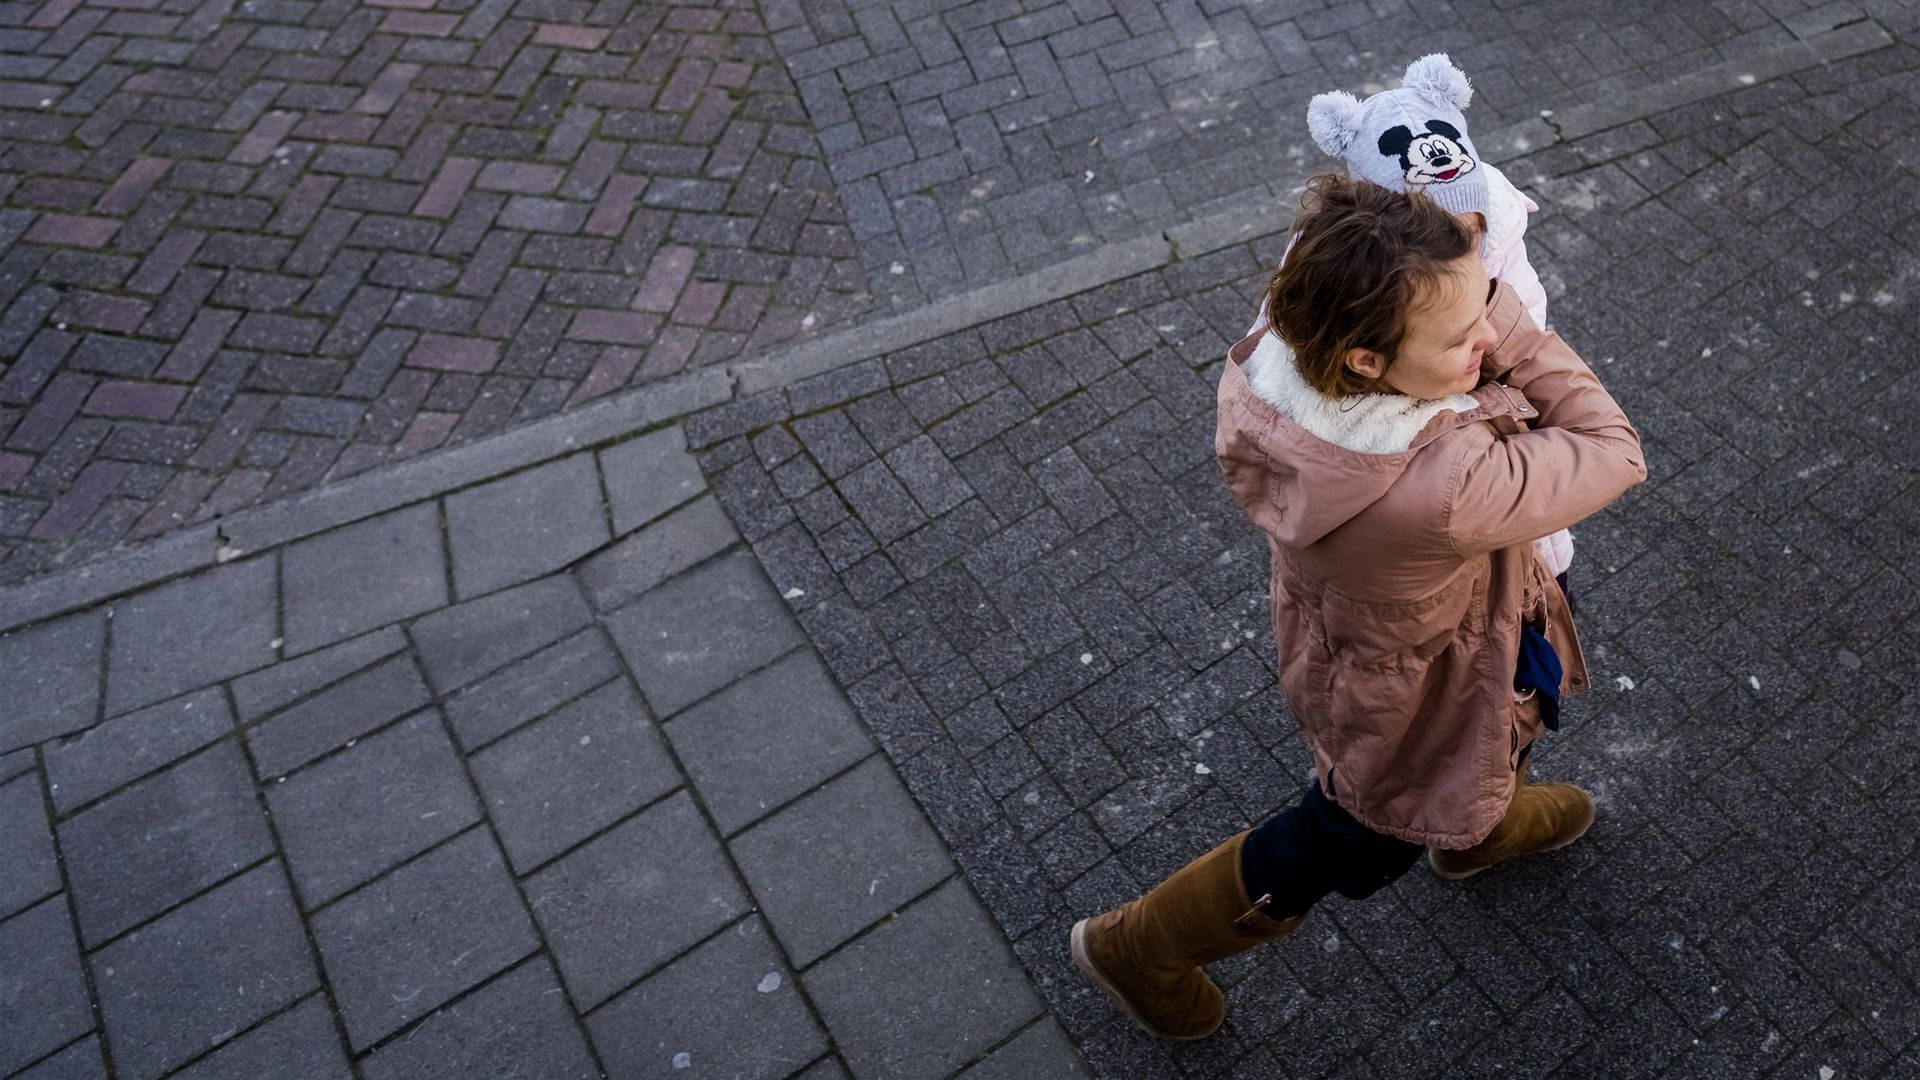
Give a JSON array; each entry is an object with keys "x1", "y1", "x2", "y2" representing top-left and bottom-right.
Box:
[{"x1": 1377, "y1": 120, "x2": 1477, "y2": 185}]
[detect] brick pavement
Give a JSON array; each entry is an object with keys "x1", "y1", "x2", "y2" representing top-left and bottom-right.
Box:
[
  {"x1": 0, "y1": 0, "x2": 872, "y2": 584},
  {"x1": 679, "y1": 36, "x2": 1920, "y2": 1079},
  {"x1": 776, "y1": 0, "x2": 1890, "y2": 310},
  {"x1": 3, "y1": 0, "x2": 1919, "y2": 1076},
  {"x1": 0, "y1": 0, "x2": 1902, "y2": 589},
  {"x1": 0, "y1": 423, "x2": 1086, "y2": 1080}
]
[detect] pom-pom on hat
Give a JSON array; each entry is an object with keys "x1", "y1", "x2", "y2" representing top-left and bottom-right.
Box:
[{"x1": 1306, "y1": 54, "x2": 1488, "y2": 219}]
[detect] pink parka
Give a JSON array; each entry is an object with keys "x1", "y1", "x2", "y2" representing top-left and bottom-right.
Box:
[{"x1": 1215, "y1": 282, "x2": 1647, "y2": 848}]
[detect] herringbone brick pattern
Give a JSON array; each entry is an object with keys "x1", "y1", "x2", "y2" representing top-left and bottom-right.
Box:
[
  {"x1": 687, "y1": 39, "x2": 1920, "y2": 1078},
  {"x1": 774, "y1": 0, "x2": 1890, "y2": 310},
  {"x1": 0, "y1": 0, "x2": 870, "y2": 584}
]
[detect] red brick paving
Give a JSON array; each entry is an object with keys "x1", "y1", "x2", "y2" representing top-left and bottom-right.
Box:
[{"x1": 0, "y1": 0, "x2": 871, "y2": 583}]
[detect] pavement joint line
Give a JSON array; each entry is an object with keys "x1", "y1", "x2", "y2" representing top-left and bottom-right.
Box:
[
  {"x1": 1478, "y1": 19, "x2": 1896, "y2": 160},
  {"x1": 0, "y1": 20, "x2": 1893, "y2": 640}
]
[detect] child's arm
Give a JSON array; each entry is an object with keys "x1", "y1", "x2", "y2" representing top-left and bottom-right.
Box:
[{"x1": 1478, "y1": 163, "x2": 1548, "y2": 327}]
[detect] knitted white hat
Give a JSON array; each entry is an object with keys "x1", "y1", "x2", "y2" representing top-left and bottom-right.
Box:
[{"x1": 1306, "y1": 54, "x2": 1488, "y2": 218}]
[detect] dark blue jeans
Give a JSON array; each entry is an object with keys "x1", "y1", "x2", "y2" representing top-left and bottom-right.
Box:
[
  {"x1": 1240, "y1": 744, "x2": 1536, "y2": 919},
  {"x1": 1239, "y1": 773, "x2": 1422, "y2": 919}
]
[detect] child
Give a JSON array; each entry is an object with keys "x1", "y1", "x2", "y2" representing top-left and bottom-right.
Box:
[{"x1": 1306, "y1": 55, "x2": 1573, "y2": 584}]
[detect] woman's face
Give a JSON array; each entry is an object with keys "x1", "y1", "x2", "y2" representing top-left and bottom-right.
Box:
[{"x1": 1347, "y1": 253, "x2": 1498, "y2": 400}]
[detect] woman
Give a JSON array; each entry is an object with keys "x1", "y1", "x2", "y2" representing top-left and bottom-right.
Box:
[{"x1": 1071, "y1": 176, "x2": 1647, "y2": 1040}]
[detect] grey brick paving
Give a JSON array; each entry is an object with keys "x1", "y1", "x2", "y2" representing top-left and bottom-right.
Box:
[
  {"x1": 587, "y1": 917, "x2": 825, "y2": 1080},
  {"x1": 357, "y1": 958, "x2": 596, "y2": 1080},
  {"x1": 93, "y1": 863, "x2": 319, "y2": 1080},
  {"x1": 408, "y1": 574, "x2": 591, "y2": 693},
  {"x1": 440, "y1": 626, "x2": 622, "y2": 751},
  {"x1": 693, "y1": 34, "x2": 1920, "y2": 1077},
  {"x1": 605, "y1": 548, "x2": 807, "y2": 717},
  {"x1": 60, "y1": 741, "x2": 273, "y2": 945},
  {"x1": 43, "y1": 686, "x2": 231, "y2": 814},
  {"x1": 10, "y1": 1038, "x2": 104, "y2": 1080},
  {"x1": 311, "y1": 828, "x2": 537, "y2": 1051},
  {"x1": 230, "y1": 627, "x2": 407, "y2": 722},
  {"x1": 732, "y1": 755, "x2": 953, "y2": 967},
  {"x1": 282, "y1": 504, "x2": 446, "y2": 654},
  {"x1": 804, "y1": 878, "x2": 1043, "y2": 1080},
  {"x1": 105, "y1": 556, "x2": 278, "y2": 715},
  {"x1": 470, "y1": 678, "x2": 679, "y2": 873},
  {"x1": 445, "y1": 453, "x2": 608, "y2": 598},
  {"x1": 0, "y1": 772, "x2": 59, "y2": 920},
  {"x1": 166, "y1": 997, "x2": 350, "y2": 1080},
  {"x1": 268, "y1": 709, "x2": 480, "y2": 906},
  {"x1": 0, "y1": 609, "x2": 103, "y2": 752},
  {"x1": 665, "y1": 649, "x2": 873, "y2": 835},
  {"x1": 0, "y1": 898, "x2": 94, "y2": 1076},
  {"x1": 0, "y1": 413, "x2": 1055, "y2": 1080},
  {"x1": 4, "y1": 13, "x2": 1917, "y2": 1078},
  {"x1": 599, "y1": 426, "x2": 708, "y2": 535},
  {"x1": 524, "y1": 790, "x2": 748, "y2": 1010},
  {"x1": 245, "y1": 654, "x2": 431, "y2": 780}
]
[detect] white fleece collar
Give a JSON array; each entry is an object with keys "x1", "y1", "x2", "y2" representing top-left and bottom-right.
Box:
[{"x1": 1242, "y1": 331, "x2": 1479, "y2": 455}]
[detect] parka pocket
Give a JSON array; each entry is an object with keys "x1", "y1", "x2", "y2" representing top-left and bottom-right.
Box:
[{"x1": 1317, "y1": 565, "x2": 1486, "y2": 670}]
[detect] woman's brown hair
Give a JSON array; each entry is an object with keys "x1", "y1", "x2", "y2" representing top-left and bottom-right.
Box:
[{"x1": 1264, "y1": 174, "x2": 1475, "y2": 397}]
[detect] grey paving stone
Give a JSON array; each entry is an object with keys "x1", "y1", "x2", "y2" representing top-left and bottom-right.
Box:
[
  {"x1": 267, "y1": 710, "x2": 481, "y2": 906},
  {"x1": 43, "y1": 687, "x2": 231, "y2": 814},
  {"x1": 804, "y1": 878, "x2": 1041, "y2": 1080},
  {"x1": 885, "y1": 434, "x2": 975, "y2": 517},
  {"x1": 665, "y1": 649, "x2": 873, "y2": 835},
  {"x1": 106, "y1": 557, "x2": 279, "y2": 717},
  {"x1": 445, "y1": 453, "x2": 611, "y2": 599},
  {"x1": 0, "y1": 772, "x2": 59, "y2": 920},
  {"x1": 245, "y1": 653, "x2": 431, "y2": 778},
  {"x1": 442, "y1": 627, "x2": 623, "y2": 750},
  {"x1": 524, "y1": 791, "x2": 749, "y2": 1009},
  {"x1": 0, "y1": 898, "x2": 94, "y2": 1076},
  {"x1": 168, "y1": 997, "x2": 350, "y2": 1080},
  {"x1": 12, "y1": 1035, "x2": 105, "y2": 1080},
  {"x1": 60, "y1": 741, "x2": 274, "y2": 945},
  {"x1": 409, "y1": 575, "x2": 592, "y2": 693},
  {"x1": 957, "y1": 1018, "x2": 1091, "y2": 1079},
  {"x1": 230, "y1": 628, "x2": 407, "y2": 722},
  {"x1": 588, "y1": 917, "x2": 824, "y2": 1080},
  {"x1": 311, "y1": 828, "x2": 538, "y2": 1050},
  {"x1": 471, "y1": 678, "x2": 679, "y2": 873},
  {"x1": 575, "y1": 495, "x2": 737, "y2": 611},
  {"x1": 359, "y1": 957, "x2": 597, "y2": 1080},
  {"x1": 0, "y1": 609, "x2": 105, "y2": 753},
  {"x1": 600, "y1": 426, "x2": 709, "y2": 536},
  {"x1": 93, "y1": 863, "x2": 319, "y2": 1080},
  {"x1": 282, "y1": 504, "x2": 448, "y2": 655},
  {"x1": 796, "y1": 1059, "x2": 850, "y2": 1080},
  {"x1": 0, "y1": 745, "x2": 33, "y2": 783},
  {"x1": 731, "y1": 755, "x2": 953, "y2": 967},
  {"x1": 604, "y1": 550, "x2": 804, "y2": 718}
]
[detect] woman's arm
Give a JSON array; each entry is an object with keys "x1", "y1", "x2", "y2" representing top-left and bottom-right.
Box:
[{"x1": 1445, "y1": 283, "x2": 1647, "y2": 556}]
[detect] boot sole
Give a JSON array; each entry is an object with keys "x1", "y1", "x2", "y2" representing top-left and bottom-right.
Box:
[
  {"x1": 1069, "y1": 918, "x2": 1221, "y2": 1042},
  {"x1": 1428, "y1": 806, "x2": 1596, "y2": 881}
]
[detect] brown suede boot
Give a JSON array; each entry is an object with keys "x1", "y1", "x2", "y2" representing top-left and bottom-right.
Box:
[
  {"x1": 1070, "y1": 831, "x2": 1303, "y2": 1040},
  {"x1": 1428, "y1": 779, "x2": 1595, "y2": 881}
]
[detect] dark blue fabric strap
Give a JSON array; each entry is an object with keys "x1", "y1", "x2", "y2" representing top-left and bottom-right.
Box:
[{"x1": 1515, "y1": 622, "x2": 1562, "y2": 731}]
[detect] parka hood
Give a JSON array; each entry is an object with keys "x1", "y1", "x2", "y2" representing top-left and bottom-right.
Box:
[{"x1": 1215, "y1": 327, "x2": 1529, "y2": 548}]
